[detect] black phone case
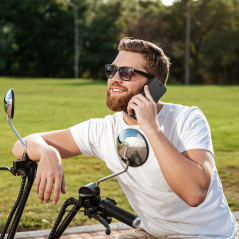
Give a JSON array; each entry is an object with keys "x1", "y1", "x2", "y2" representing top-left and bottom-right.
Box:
[{"x1": 124, "y1": 77, "x2": 167, "y2": 119}]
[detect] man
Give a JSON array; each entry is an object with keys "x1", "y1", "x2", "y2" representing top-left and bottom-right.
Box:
[{"x1": 12, "y1": 37, "x2": 237, "y2": 238}]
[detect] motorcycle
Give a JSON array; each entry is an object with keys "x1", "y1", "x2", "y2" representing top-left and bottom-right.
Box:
[{"x1": 0, "y1": 89, "x2": 149, "y2": 239}]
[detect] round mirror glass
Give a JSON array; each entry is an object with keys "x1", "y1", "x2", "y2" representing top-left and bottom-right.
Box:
[
  {"x1": 4, "y1": 88, "x2": 15, "y2": 119},
  {"x1": 117, "y1": 129, "x2": 149, "y2": 167}
]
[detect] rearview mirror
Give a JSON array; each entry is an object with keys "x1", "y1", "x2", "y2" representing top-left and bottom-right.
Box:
[
  {"x1": 117, "y1": 129, "x2": 149, "y2": 167},
  {"x1": 3, "y1": 88, "x2": 26, "y2": 151},
  {"x1": 97, "y1": 129, "x2": 149, "y2": 186},
  {"x1": 4, "y1": 88, "x2": 15, "y2": 119}
]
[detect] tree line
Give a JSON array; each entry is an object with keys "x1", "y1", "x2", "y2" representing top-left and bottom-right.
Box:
[{"x1": 0, "y1": 0, "x2": 238, "y2": 84}]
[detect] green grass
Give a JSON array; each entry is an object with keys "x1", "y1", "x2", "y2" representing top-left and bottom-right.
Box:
[{"x1": 0, "y1": 77, "x2": 238, "y2": 231}]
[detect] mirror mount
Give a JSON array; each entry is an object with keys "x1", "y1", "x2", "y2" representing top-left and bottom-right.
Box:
[
  {"x1": 7, "y1": 117, "x2": 27, "y2": 153},
  {"x1": 96, "y1": 129, "x2": 149, "y2": 188},
  {"x1": 96, "y1": 160, "x2": 129, "y2": 187},
  {"x1": 4, "y1": 89, "x2": 27, "y2": 154}
]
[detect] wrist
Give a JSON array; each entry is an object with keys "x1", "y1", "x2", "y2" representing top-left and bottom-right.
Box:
[
  {"x1": 141, "y1": 121, "x2": 160, "y2": 134},
  {"x1": 39, "y1": 145, "x2": 61, "y2": 163},
  {"x1": 143, "y1": 125, "x2": 163, "y2": 140},
  {"x1": 41, "y1": 145, "x2": 59, "y2": 156}
]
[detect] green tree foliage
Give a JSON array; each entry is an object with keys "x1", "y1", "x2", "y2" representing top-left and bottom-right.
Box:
[
  {"x1": 0, "y1": 0, "x2": 239, "y2": 84},
  {"x1": 122, "y1": 0, "x2": 168, "y2": 43},
  {"x1": 197, "y1": 0, "x2": 239, "y2": 84},
  {"x1": 167, "y1": 0, "x2": 239, "y2": 84},
  {"x1": 0, "y1": 0, "x2": 75, "y2": 77},
  {"x1": 78, "y1": 0, "x2": 126, "y2": 79}
]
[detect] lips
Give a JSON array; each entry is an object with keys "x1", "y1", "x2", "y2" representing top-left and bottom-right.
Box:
[
  {"x1": 111, "y1": 87, "x2": 125, "y2": 93},
  {"x1": 110, "y1": 84, "x2": 127, "y2": 95}
]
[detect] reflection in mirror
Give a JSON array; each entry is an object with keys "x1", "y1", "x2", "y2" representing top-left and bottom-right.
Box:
[
  {"x1": 97, "y1": 129, "x2": 149, "y2": 186},
  {"x1": 4, "y1": 88, "x2": 15, "y2": 119},
  {"x1": 117, "y1": 129, "x2": 149, "y2": 167}
]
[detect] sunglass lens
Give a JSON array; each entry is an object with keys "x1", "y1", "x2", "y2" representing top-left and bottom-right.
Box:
[
  {"x1": 119, "y1": 67, "x2": 133, "y2": 81},
  {"x1": 105, "y1": 64, "x2": 116, "y2": 78}
]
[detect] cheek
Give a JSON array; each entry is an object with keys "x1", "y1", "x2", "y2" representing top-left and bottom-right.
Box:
[
  {"x1": 107, "y1": 79, "x2": 113, "y2": 90},
  {"x1": 129, "y1": 79, "x2": 148, "y2": 94}
]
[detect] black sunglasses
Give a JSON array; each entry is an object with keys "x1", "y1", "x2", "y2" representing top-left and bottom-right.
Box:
[{"x1": 105, "y1": 64, "x2": 154, "y2": 81}]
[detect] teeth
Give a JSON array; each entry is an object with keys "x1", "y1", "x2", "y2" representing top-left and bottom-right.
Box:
[{"x1": 112, "y1": 89, "x2": 123, "y2": 92}]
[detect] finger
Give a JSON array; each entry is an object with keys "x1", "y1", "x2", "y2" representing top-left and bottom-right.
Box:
[
  {"x1": 61, "y1": 173, "x2": 66, "y2": 194},
  {"x1": 127, "y1": 93, "x2": 148, "y2": 112},
  {"x1": 38, "y1": 177, "x2": 47, "y2": 202},
  {"x1": 127, "y1": 101, "x2": 138, "y2": 115},
  {"x1": 126, "y1": 98, "x2": 136, "y2": 115},
  {"x1": 127, "y1": 92, "x2": 148, "y2": 116},
  {"x1": 144, "y1": 85, "x2": 154, "y2": 102},
  {"x1": 44, "y1": 178, "x2": 54, "y2": 203},
  {"x1": 35, "y1": 173, "x2": 41, "y2": 194},
  {"x1": 127, "y1": 104, "x2": 133, "y2": 115},
  {"x1": 52, "y1": 176, "x2": 61, "y2": 205}
]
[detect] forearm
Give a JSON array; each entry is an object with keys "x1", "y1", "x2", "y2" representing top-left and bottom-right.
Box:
[
  {"x1": 12, "y1": 134, "x2": 55, "y2": 161},
  {"x1": 12, "y1": 130, "x2": 76, "y2": 204},
  {"x1": 12, "y1": 129, "x2": 81, "y2": 161},
  {"x1": 145, "y1": 127, "x2": 212, "y2": 206}
]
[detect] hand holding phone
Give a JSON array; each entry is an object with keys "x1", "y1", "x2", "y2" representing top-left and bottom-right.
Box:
[{"x1": 124, "y1": 77, "x2": 167, "y2": 119}]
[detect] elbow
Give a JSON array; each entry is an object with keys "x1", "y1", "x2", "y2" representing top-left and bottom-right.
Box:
[
  {"x1": 12, "y1": 140, "x2": 22, "y2": 158},
  {"x1": 187, "y1": 195, "x2": 206, "y2": 207},
  {"x1": 12, "y1": 136, "x2": 28, "y2": 159},
  {"x1": 186, "y1": 189, "x2": 209, "y2": 207},
  {"x1": 185, "y1": 176, "x2": 212, "y2": 207}
]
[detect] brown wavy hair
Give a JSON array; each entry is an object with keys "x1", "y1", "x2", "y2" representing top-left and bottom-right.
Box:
[{"x1": 118, "y1": 37, "x2": 170, "y2": 85}]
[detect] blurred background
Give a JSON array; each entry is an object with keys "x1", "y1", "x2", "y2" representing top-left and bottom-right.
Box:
[{"x1": 1, "y1": 0, "x2": 239, "y2": 84}]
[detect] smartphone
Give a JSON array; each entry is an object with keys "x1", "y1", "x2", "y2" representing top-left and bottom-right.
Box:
[{"x1": 124, "y1": 76, "x2": 167, "y2": 119}]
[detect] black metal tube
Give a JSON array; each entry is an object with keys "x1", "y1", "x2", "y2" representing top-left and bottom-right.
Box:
[
  {"x1": 0, "y1": 167, "x2": 11, "y2": 171},
  {"x1": 7, "y1": 166, "x2": 36, "y2": 239},
  {"x1": 51, "y1": 204, "x2": 81, "y2": 239},
  {"x1": 0, "y1": 175, "x2": 26, "y2": 239}
]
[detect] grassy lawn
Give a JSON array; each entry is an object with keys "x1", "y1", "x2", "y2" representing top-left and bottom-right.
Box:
[{"x1": 0, "y1": 77, "x2": 238, "y2": 231}]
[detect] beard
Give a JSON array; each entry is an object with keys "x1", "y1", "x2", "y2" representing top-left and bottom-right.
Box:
[{"x1": 106, "y1": 83, "x2": 145, "y2": 112}]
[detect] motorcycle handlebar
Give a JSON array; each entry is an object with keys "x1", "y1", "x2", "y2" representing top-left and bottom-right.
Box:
[{"x1": 99, "y1": 198, "x2": 141, "y2": 228}]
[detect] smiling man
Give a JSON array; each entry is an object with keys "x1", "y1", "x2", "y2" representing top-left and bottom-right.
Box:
[
  {"x1": 12, "y1": 37, "x2": 237, "y2": 238},
  {"x1": 105, "y1": 51, "x2": 152, "y2": 112}
]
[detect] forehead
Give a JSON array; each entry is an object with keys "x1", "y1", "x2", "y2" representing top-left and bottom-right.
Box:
[{"x1": 112, "y1": 51, "x2": 146, "y2": 70}]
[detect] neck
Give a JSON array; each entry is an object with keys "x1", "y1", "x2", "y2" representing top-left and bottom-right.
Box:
[{"x1": 122, "y1": 102, "x2": 164, "y2": 125}]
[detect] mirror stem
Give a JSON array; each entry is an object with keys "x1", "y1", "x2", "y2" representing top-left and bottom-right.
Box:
[
  {"x1": 8, "y1": 116, "x2": 27, "y2": 153},
  {"x1": 97, "y1": 160, "x2": 129, "y2": 187}
]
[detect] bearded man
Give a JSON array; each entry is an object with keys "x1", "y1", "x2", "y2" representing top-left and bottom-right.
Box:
[{"x1": 12, "y1": 37, "x2": 237, "y2": 239}]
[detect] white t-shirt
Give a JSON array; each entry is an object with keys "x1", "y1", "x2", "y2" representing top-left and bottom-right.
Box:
[{"x1": 70, "y1": 103, "x2": 238, "y2": 238}]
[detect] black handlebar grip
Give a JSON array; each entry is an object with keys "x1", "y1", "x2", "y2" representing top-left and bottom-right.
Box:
[{"x1": 99, "y1": 198, "x2": 141, "y2": 228}]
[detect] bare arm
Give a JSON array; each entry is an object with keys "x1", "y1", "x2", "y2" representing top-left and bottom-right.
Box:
[
  {"x1": 12, "y1": 129, "x2": 82, "y2": 205},
  {"x1": 143, "y1": 128, "x2": 213, "y2": 207},
  {"x1": 12, "y1": 129, "x2": 81, "y2": 160},
  {"x1": 127, "y1": 85, "x2": 214, "y2": 207}
]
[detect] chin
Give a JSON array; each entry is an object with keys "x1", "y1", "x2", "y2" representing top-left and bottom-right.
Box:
[
  {"x1": 106, "y1": 96, "x2": 127, "y2": 112},
  {"x1": 106, "y1": 101, "x2": 125, "y2": 112}
]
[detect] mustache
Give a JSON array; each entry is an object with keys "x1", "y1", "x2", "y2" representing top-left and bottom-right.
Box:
[{"x1": 109, "y1": 83, "x2": 128, "y2": 92}]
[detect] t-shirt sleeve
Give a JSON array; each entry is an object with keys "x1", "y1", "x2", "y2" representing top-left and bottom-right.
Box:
[
  {"x1": 69, "y1": 119, "x2": 104, "y2": 159},
  {"x1": 177, "y1": 107, "x2": 214, "y2": 156}
]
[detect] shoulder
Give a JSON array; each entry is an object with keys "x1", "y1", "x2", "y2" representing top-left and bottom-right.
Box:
[
  {"x1": 160, "y1": 103, "x2": 205, "y2": 122},
  {"x1": 159, "y1": 103, "x2": 210, "y2": 138},
  {"x1": 161, "y1": 103, "x2": 213, "y2": 154}
]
